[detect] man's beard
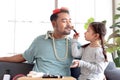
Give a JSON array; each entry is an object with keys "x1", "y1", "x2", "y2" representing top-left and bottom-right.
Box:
[{"x1": 62, "y1": 31, "x2": 71, "y2": 35}]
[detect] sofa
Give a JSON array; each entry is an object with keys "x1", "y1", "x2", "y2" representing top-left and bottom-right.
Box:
[
  {"x1": 104, "y1": 62, "x2": 120, "y2": 80},
  {"x1": 0, "y1": 62, "x2": 34, "y2": 80},
  {"x1": 0, "y1": 61, "x2": 120, "y2": 80}
]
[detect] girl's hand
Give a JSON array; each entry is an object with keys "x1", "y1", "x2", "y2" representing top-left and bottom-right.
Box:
[
  {"x1": 73, "y1": 33, "x2": 79, "y2": 39},
  {"x1": 70, "y1": 60, "x2": 79, "y2": 68}
]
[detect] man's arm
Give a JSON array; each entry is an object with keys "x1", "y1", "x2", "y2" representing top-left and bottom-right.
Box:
[{"x1": 0, "y1": 54, "x2": 26, "y2": 62}]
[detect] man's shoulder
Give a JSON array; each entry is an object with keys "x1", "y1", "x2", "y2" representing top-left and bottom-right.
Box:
[
  {"x1": 33, "y1": 34, "x2": 46, "y2": 42},
  {"x1": 36, "y1": 34, "x2": 45, "y2": 39}
]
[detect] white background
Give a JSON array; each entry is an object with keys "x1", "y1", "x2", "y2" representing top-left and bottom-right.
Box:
[{"x1": 0, "y1": 0, "x2": 112, "y2": 56}]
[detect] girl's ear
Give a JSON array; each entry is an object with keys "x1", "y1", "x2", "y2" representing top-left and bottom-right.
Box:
[{"x1": 95, "y1": 33, "x2": 100, "y2": 39}]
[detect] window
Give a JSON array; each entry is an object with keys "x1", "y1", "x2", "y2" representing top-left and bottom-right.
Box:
[
  {"x1": 0, "y1": 0, "x2": 112, "y2": 56},
  {"x1": 58, "y1": 0, "x2": 112, "y2": 44}
]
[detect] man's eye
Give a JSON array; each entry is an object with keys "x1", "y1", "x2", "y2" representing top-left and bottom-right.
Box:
[{"x1": 62, "y1": 20, "x2": 67, "y2": 22}]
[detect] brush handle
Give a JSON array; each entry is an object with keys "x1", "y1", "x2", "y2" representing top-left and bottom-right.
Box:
[{"x1": 73, "y1": 29, "x2": 78, "y2": 35}]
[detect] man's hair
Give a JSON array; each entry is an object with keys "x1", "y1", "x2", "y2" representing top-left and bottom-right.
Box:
[{"x1": 50, "y1": 7, "x2": 69, "y2": 21}]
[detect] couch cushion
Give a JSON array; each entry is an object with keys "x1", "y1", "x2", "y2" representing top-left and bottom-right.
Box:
[
  {"x1": 104, "y1": 62, "x2": 120, "y2": 80},
  {"x1": 0, "y1": 62, "x2": 34, "y2": 80},
  {"x1": 105, "y1": 62, "x2": 116, "y2": 70}
]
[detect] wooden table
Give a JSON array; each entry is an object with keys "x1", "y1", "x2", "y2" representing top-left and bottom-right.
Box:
[{"x1": 17, "y1": 76, "x2": 76, "y2": 80}]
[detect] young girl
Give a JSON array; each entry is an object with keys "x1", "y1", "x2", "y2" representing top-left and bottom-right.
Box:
[{"x1": 71, "y1": 22, "x2": 108, "y2": 80}]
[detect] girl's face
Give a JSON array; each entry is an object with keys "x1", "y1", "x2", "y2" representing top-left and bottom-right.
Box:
[{"x1": 84, "y1": 26, "x2": 98, "y2": 42}]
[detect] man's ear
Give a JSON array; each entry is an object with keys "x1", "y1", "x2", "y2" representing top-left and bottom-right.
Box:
[{"x1": 52, "y1": 21, "x2": 56, "y2": 28}]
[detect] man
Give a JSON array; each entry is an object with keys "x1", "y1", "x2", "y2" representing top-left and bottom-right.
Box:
[{"x1": 0, "y1": 7, "x2": 73, "y2": 76}]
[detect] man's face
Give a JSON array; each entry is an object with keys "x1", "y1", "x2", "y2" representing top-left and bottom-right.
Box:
[{"x1": 53, "y1": 12, "x2": 72, "y2": 35}]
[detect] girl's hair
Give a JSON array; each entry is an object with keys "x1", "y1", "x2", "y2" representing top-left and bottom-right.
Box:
[{"x1": 82, "y1": 22, "x2": 108, "y2": 61}]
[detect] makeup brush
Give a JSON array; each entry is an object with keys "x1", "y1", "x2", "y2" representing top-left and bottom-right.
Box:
[{"x1": 71, "y1": 26, "x2": 78, "y2": 35}]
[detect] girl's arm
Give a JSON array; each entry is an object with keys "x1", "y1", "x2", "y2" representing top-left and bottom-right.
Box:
[
  {"x1": 79, "y1": 50, "x2": 108, "y2": 72},
  {"x1": 71, "y1": 39, "x2": 82, "y2": 58}
]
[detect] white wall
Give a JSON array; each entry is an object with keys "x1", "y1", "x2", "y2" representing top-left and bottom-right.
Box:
[{"x1": 0, "y1": 0, "x2": 112, "y2": 56}]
